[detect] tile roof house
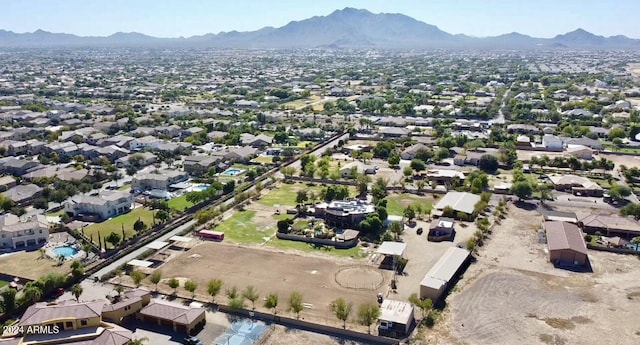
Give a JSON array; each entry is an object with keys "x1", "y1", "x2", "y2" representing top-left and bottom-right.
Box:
[
  {"x1": 65, "y1": 190, "x2": 133, "y2": 222},
  {"x1": 0, "y1": 214, "x2": 49, "y2": 250},
  {"x1": 434, "y1": 191, "x2": 481, "y2": 217},
  {"x1": 2, "y1": 183, "x2": 43, "y2": 205},
  {"x1": 136, "y1": 301, "x2": 206, "y2": 335}
]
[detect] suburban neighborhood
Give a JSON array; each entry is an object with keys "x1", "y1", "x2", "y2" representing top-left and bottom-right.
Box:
[{"x1": 1, "y1": 5, "x2": 640, "y2": 345}]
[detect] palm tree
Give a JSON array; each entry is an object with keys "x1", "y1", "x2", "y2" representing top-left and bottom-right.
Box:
[
  {"x1": 22, "y1": 282, "x2": 43, "y2": 304},
  {"x1": 71, "y1": 284, "x2": 83, "y2": 302},
  {"x1": 56, "y1": 254, "x2": 65, "y2": 266},
  {"x1": 82, "y1": 243, "x2": 93, "y2": 259},
  {"x1": 38, "y1": 248, "x2": 46, "y2": 259}
]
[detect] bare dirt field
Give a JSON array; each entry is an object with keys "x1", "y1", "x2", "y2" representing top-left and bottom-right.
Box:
[
  {"x1": 0, "y1": 249, "x2": 72, "y2": 280},
  {"x1": 262, "y1": 326, "x2": 366, "y2": 345},
  {"x1": 149, "y1": 242, "x2": 392, "y2": 326},
  {"x1": 419, "y1": 204, "x2": 640, "y2": 345}
]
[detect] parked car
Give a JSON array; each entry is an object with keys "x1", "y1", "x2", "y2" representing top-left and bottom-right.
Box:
[
  {"x1": 53, "y1": 288, "x2": 65, "y2": 298},
  {"x1": 416, "y1": 227, "x2": 423, "y2": 235}
]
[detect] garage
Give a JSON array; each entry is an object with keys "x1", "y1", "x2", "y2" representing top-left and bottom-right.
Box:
[{"x1": 545, "y1": 221, "x2": 589, "y2": 267}]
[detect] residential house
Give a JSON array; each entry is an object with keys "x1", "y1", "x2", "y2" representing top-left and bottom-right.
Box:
[
  {"x1": 0, "y1": 175, "x2": 17, "y2": 191},
  {"x1": 2, "y1": 184, "x2": 43, "y2": 205},
  {"x1": 115, "y1": 152, "x2": 157, "y2": 168},
  {"x1": 9, "y1": 299, "x2": 134, "y2": 345},
  {"x1": 210, "y1": 147, "x2": 258, "y2": 163},
  {"x1": 400, "y1": 143, "x2": 429, "y2": 160},
  {"x1": 132, "y1": 170, "x2": 188, "y2": 192},
  {"x1": 240, "y1": 133, "x2": 273, "y2": 147},
  {"x1": 136, "y1": 301, "x2": 206, "y2": 334},
  {"x1": 378, "y1": 127, "x2": 411, "y2": 138},
  {"x1": 428, "y1": 217, "x2": 456, "y2": 242},
  {"x1": 183, "y1": 155, "x2": 221, "y2": 176},
  {"x1": 339, "y1": 161, "x2": 375, "y2": 178},
  {"x1": 294, "y1": 128, "x2": 325, "y2": 140},
  {"x1": 425, "y1": 170, "x2": 465, "y2": 186},
  {"x1": 542, "y1": 134, "x2": 564, "y2": 150},
  {"x1": 314, "y1": 200, "x2": 376, "y2": 228},
  {"x1": 566, "y1": 145, "x2": 593, "y2": 160},
  {"x1": 0, "y1": 214, "x2": 48, "y2": 249},
  {"x1": 548, "y1": 175, "x2": 603, "y2": 197},
  {"x1": 65, "y1": 190, "x2": 134, "y2": 222},
  {"x1": 562, "y1": 136, "x2": 603, "y2": 151},
  {"x1": 129, "y1": 135, "x2": 162, "y2": 151},
  {"x1": 0, "y1": 157, "x2": 41, "y2": 176},
  {"x1": 575, "y1": 212, "x2": 640, "y2": 238}
]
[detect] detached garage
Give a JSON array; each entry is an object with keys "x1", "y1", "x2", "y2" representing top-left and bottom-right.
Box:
[{"x1": 545, "y1": 221, "x2": 588, "y2": 266}]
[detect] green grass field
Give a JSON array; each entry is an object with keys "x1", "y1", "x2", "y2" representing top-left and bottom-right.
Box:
[
  {"x1": 117, "y1": 184, "x2": 131, "y2": 191},
  {"x1": 386, "y1": 193, "x2": 433, "y2": 216},
  {"x1": 251, "y1": 156, "x2": 274, "y2": 164},
  {"x1": 46, "y1": 209, "x2": 66, "y2": 217},
  {"x1": 212, "y1": 210, "x2": 274, "y2": 244},
  {"x1": 266, "y1": 238, "x2": 365, "y2": 258},
  {"x1": 168, "y1": 194, "x2": 194, "y2": 211},
  {"x1": 0, "y1": 280, "x2": 8, "y2": 288},
  {"x1": 257, "y1": 183, "x2": 355, "y2": 207},
  {"x1": 83, "y1": 207, "x2": 155, "y2": 247}
]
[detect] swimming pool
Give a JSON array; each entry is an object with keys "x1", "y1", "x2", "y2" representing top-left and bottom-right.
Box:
[
  {"x1": 52, "y1": 246, "x2": 78, "y2": 258},
  {"x1": 192, "y1": 184, "x2": 210, "y2": 192},
  {"x1": 221, "y1": 168, "x2": 245, "y2": 176}
]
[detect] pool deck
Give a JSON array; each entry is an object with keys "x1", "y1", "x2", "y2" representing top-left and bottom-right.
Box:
[{"x1": 45, "y1": 241, "x2": 84, "y2": 261}]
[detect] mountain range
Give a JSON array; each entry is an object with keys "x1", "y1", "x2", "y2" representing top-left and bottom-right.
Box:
[{"x1": 1, "y1": 8, "x2": 638, "y2": 49}]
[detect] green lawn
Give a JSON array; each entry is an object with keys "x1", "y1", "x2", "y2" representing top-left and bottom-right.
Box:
[
  {"x1": 257, "y1": 183, "x2": 355, "y2": 207},
  {"x1": 0, "y1": 280, "x2": 8, "y2": 288},
  {"x1": 266, "y1": 238, "x2": 365, "y2": 258},
  {"x1": 213, "y1": 210, "x2": 274, "y2": 244},
  {"x1": 251, "y1": 156, "x2": 274, "y2": 164},
  {"x1": 589, "y1": 178, "x2": 613, "y2": 189},
  {"x1": 386, "y1": 193, "x2": 433, "y2": 216},
  {"x1": 296, "y1": 141, "x2": 314, "y2": 149},
  {"x1": 117, "y1": 184, "x2": 131, "y2": 191},
  {"x1": 168, "y1": 194, "x2": 194, "y2": 211},
  {"x1": 83, "y1": 207, "x2": 155, "y2": 247},
  {"x1": 46, "y1": 209, "x2": 66, "y2": 217}
]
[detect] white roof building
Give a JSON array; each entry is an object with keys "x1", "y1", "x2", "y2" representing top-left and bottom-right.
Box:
[{"x1": 434, "y1": 191, "x2": 481, "y2": 215}]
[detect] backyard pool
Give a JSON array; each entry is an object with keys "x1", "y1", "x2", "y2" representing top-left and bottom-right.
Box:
[
  {"x1": 192, "y1": 184, "x2": 210, "y2": 192},
  {"x1": 52, "y1": 246, "x2": 78, "y2": 258},
  {"x1": 221, "y1": 168, "x2": 245, "y2": 176}
]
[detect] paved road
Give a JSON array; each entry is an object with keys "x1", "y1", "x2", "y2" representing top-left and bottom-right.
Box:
[
  {"x1": 90, "y1": 219, "x2": 197, "y2": 280},
  {"x1": 490, "y1": 82, "x2": 515, "y2": 125}
]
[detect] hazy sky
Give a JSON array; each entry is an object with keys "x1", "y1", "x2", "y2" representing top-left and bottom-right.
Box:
[{"x1": 2, "y1": 0, "x2": 638, "y2": 38}]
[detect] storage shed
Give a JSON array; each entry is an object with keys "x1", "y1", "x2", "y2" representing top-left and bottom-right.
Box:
[
  {"x1": 420, "y1": 247, "x2": 470, "y2": 301},
  {"x1": 545, "y1": 221, "x2": 589, "y2": 266}
]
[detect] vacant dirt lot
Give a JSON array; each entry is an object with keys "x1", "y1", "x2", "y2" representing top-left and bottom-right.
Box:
[
  {"x1": 262, "y1": 326, "x2": 366, "y2": 345},
  {"x1": 150, "y1": 243, "x2": 391, "y2": 325},
  {"x1": 421, "y1": 204, "x2": 640, "y2": 345}
]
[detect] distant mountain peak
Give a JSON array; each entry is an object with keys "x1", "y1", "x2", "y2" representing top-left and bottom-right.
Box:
[{"x1": 0, "y1": 9, "x2": 638, "y2": 49}]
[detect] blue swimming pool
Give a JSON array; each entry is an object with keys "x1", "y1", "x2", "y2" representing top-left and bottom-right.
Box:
[
  {"x1": 53, "y1": 246, "x2": 78, "y2": 258},
  {"x1": 221, "y1": 168, "x2": 245, "y2": 176},
  {"x1": 192, "y1": 184, "x2": 210, "y2": 192}
]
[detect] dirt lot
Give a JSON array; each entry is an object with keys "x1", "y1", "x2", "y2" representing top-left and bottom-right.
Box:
[
  {"x1": 0, "y1": 249, "x2": 72, "y2": 280},
  {"x1": 420, "y1": 204, "x2": 640, "y2": 345},
  {"x1": 149, "y1": 243, "x2": 391, "y2": 327},
  {"x1": 262, "y1": 326, "x2": 365, "y2": 345}
]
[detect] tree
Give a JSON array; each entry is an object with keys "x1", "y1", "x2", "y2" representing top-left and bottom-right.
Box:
[
  {"x1": 371, "y1": 178, "x2": 388, "y2": 203},
  {"x1": 184, "y1": 280, "x2": 198, "y2": 299},
  {"x1": 621, "y1": 203, "x2": 640, "y2": 219},
  {"x1": 288, "y1": 292, "x2": 304, "y2": 319},
  {"x1": 167, "y1": 278, "x2": 180, "y2": 295},
  {"x1": 280, "y1": 166, "x2": 296, "y2": 178},
  {"x1": 403, "y1": 166, "x2": 414, "y2": 177},
  {"x1": 330, "y1": 297, "x2": 353, "y2": 329},
  {"x1": 22, "y1": 281, "x2": 43, "y2": 304},
  {"x1": 608, "y1": 184, "x2": 632, "y2": 202},
  {"x1": 608, "y1": 127, "x2": 627, "y2": 140},
  {"x1": 410, "y1": 159, "x2": 427, "y2": 172},
  {"x1": 295, "y1": 190, "x2": 308, "y2": 206},
  {"x1": 265, "y1": 293, "x2": 279, "y2": 314},
  {"x1": 1, "y1": 289, "x2": 17, "y2": 314},
  {"x1": 387, "y1": 151, "x2": 401, "y2": 167},
  {"x1": 359, "y1": 214, "x2": 383, "y2": 234},
  {"x1": 71, "y1": 284, "x2": 83, "y2": 302},
  {"x1": 133, "y1": 219, "x2": 147, "y2": 232},
  {"x1": 69, "y1": 260, "x2": 83, "y2": 278},
  {"x1": 389, "y1": 221, "x2": 404, "y2": 241},
  {"x1": 408, "y1": 293, "x2": 433, "y2": 319},
  {"x1": 155, "y1": 210, "x2": 170, "y2": 223},
  {"x1": 403, "y1": 205, "x2": 416, "y2": 222},
  {"x1": 434, "y1": 147, "x2": 450, "y2": 161},
  {"x1": 357, "y1": 303, "x2": 381, "y2": 334},
  {"x1": 356, "y1": 174, "x2": 370, "y2": 196},
  {"x1": 226, "y1": 286, "x2": 239, "y2": 299},
  {"x1": 130, "y1": 269, "x2": 146, "y2": 287},
  {"x1": 105, "y1": 232, "x2": 121, "y2": 248},
  {"x1": 207, "y1": 279, "x2": 223, "y2": 302},
  {"x1": 242, "y1": 285, "x2": 260, "y2": 310},
  {"x1": 229, "y1": 298, "x2": 245, "y2": 309},
  {"x1": 479, "y1": 154, "x2": 499, "y2": 173},
  {"x1": 511, "y1": 181, "x2": 533, "y2": 201},
  {"x1": 149, "y1": 270, "x2": 162, "y2": 291}
]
